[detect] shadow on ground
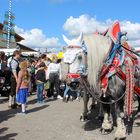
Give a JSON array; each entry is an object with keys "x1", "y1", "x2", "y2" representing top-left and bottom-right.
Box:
[
  {"x1": 0, "y1": 108, "x2": 20, "y2": 123},
  {"x1": 82, "y1": 103, "x2": 102, "y2": 131},
  {"x1": 27, "y1": 98, "x2": 37, "y2": 105},
  {"x1": 27, "y1": 104, "x2": 49, "y2": 114},
  {"x1": 0, "y1": 97, "x2": 50, "y2": 139},
  {"x1": 0, "y1": 127, "x2": 18, "y2": 140},
  {"x1": 0, "y1": 97, "x2": 9, "y2": 104},
  {"x1": 27, "y1": 94, "x2": 57, "y2": 105},
  {"x1": 0, "y1": 97, "x2": 50, "y2": 123}
]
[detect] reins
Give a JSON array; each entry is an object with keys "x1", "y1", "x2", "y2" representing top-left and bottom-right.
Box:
[{"x1": 82, "y1": 77, "x2": 126, "y2": 105}]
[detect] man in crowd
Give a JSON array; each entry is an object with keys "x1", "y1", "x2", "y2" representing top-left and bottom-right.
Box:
[{"x1": 8, "y1": 50, "x2": 21, "y2": 108}]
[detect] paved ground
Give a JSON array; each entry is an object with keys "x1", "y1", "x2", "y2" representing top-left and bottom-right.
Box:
[{"x1": 0, "y1": 94, "x2": 140, "y2": 140}]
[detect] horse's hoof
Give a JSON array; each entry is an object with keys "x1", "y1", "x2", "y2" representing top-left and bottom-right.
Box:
[
  {"x1": 95, "y1": 116, "x2": 104, "y2": 122},
  {"x1": 80, "y1": 115, "x2": 89, "y2": 122},
  {"x1": 100, "y1": 127, "x2": 113, "y2": 135}
]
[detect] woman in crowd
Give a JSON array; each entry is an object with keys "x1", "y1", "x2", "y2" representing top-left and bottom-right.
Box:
[{"x1": 48, "y1": 54, "x2": 62, "y2": 99}]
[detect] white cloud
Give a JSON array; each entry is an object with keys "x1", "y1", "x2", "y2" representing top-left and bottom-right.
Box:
[
  {"x1": 14, "y1": 26, "x2": 62, "y2": 52},
  {"x1": 63, "y1": 15, "x2": 112, "y2": 35},
  {"x1": 120, "y1": 21, "x2": 140, "y2": 47},
  {"x1": 63, "y1": 14, "x2": 140, "y2": 48},
  {"x1": 14, "y1": 14, "x2": 140, "y2": 52}
]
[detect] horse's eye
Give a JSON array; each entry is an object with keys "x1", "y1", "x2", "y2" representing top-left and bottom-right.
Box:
[{"x1": 78, "y1": 55, "x2": 82, "y2": 60}]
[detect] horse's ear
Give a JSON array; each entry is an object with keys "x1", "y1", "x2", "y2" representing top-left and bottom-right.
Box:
[
  {"x1": 77, "y1": 32, "x2": 83, "y2": 43},
  {"x1": 62, "y1": 34, "x2": 71, "y2": 45}
]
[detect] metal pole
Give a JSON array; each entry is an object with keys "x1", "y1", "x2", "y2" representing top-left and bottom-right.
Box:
[{"x1": 7, "y1": 0, "x2": 12, "y2": 49}]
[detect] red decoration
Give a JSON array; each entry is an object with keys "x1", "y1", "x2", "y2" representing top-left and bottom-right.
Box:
[
  {"x1": 67, "y1": 73, "x2": 81, "y2": 79},
  {"x1": 109, "y1": 21, "x2": 121, "y2": 43}
]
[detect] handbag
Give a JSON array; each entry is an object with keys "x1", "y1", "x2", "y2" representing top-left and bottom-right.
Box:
[{"x1": 45, "y1": 80, "x2": 50, "y2": 90}]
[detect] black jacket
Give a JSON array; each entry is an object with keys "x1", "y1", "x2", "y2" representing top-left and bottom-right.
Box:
[{"x1": 36, "y1": 69, "x2": 46, "y2": 83}]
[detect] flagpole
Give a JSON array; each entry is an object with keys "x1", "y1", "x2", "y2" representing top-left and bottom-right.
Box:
[{"x1": 7, "y1": 0, "x2": 12, "y2": 49}]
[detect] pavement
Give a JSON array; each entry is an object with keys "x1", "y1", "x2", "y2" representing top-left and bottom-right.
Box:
[{"x1": 0, "y1": 94, "x2": 140, "y2": 140}]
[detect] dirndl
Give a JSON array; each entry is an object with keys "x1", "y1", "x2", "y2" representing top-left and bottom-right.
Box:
[{"x1": 16, "y1": 88, "x2": 28, "y2": 104}]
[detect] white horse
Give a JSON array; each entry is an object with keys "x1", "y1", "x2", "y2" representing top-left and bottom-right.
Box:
[
  {"x1": 61, "y1": 33, "x2": 97, "y2": 119},
  {"x1": 60, "y1": 34, "x2": 87, "y2": 101}
]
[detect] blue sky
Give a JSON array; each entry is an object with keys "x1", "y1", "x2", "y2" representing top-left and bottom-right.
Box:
[{"x1": 0, "y1": 0, "x2": 140, "y2": 52}]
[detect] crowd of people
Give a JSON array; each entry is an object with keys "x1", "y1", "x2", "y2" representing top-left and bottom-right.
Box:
[{"x1": 0, "y1": 50, "x2": 78, "y2": 114}]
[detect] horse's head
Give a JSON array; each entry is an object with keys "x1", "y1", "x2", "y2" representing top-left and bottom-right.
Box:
[
  {"x1": 61, "y1": 33, "x2": 87, "y2": 91},
  {"x1": 62, "y1": 33, "x2": 87, "y2": 74}
]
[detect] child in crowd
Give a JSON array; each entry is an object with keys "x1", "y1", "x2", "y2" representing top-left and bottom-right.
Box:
[
  {"x1": 36, "y1": 62, "x2": 46, "y2": 104},
  {"x1": 16, "y1": 61, "x2": 30, "y2": 114}
]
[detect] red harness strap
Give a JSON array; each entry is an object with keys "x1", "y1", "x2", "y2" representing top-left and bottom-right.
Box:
[
  {"x1": 116, "y1": 66, "x2": 140, "y2": 117},
  {"x1": 116, "y1": 67, "x2": 140, "y2": 96}
]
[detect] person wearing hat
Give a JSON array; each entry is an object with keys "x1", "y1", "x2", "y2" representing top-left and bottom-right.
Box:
[{"x1": 48, "y1": 54, "x2": 62, "y2": 99}]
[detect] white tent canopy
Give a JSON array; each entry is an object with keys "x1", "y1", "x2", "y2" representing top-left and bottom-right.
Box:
[
  {"x1": 0, "y1": 48, "x2": 39, "y2": 57},
  {"x1": 0, "y1": 48, "x2": 17, "y2": 55}
]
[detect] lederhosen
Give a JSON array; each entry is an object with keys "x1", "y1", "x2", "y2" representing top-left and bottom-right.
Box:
[{"x1": 10, "y1": 59, "x2": 20, "y2": 96}]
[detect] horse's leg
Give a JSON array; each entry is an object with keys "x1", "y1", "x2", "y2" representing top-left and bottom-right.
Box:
[
  {"x1": 135, "y1": 95, "x2": 140, "y2": 114},
  {"x1": 134, "y1": 95, "x2": 140, "y2": 124},
  {"x1": 101, "y1": 97, "x2": 113, "y2": 134},
  {"x1": 89, "y1": 97, "x2": 96, "y2": 111},
  {"x1": 115, "y1": 99, "x2": 126, "y2": 140},
  {"x1": 96, "y1": 103, "x2": 104, "y2": 121},
  {"x1": 80, "y1": 92, "x2": 89, "y2": 122}
]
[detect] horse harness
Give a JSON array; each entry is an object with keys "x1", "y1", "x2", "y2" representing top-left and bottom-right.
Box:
[
  {"x1": 82, "y1": 39, "x2": 140, "y2": 120},
  {"x1": 99, "y1": 41, "x2": 140, "y2": 117}
]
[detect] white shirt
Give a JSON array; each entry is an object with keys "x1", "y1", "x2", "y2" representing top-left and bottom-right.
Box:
[{"x1": 48, "y1": 63, "x2": 60, "y2": 74}]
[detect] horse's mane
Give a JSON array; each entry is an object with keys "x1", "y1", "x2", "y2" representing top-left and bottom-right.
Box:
[{"x1": 83, "y1": 34, "x2": 112, "y2": 88}]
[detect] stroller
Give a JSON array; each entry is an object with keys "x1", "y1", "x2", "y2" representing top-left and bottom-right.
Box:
[
  {"x1": 0, "y1": 68, "x2": 12, "y2": 97},
  {"x1": 0, "y1": 52, "x2": 12, "y2": 97}
]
